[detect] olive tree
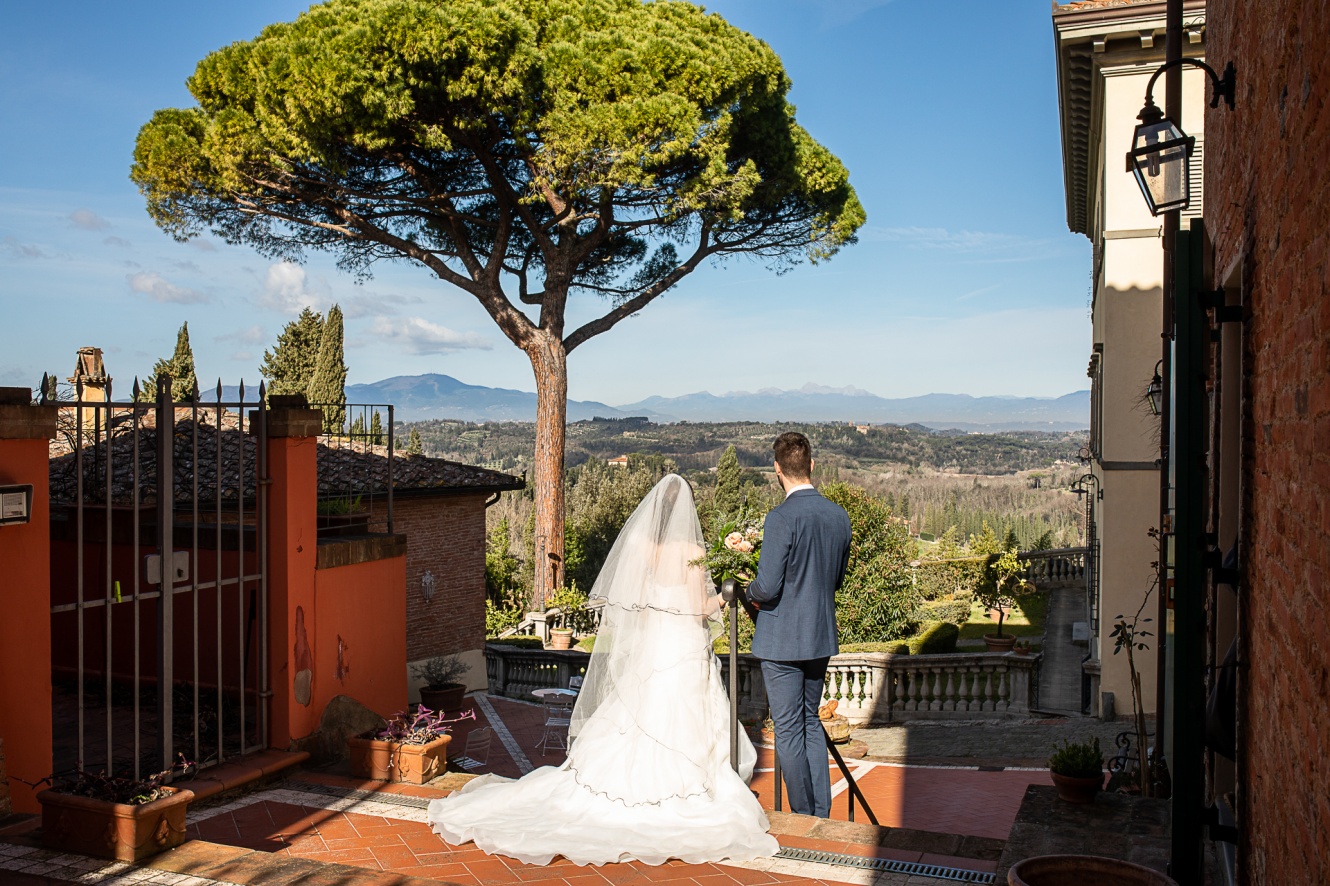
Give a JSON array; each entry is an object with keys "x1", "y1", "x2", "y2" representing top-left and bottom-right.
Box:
[{"x1": 131, "y1": 0, "x2": 864, "y2": 605}]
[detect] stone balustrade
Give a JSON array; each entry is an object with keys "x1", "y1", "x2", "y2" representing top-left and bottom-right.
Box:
[
  {"x1": 485, "y1": 643, "x2": 1041, "y2": 724},
  {"x1": 1018, "y1": 547, "x2": 1088, "y2": 589}
]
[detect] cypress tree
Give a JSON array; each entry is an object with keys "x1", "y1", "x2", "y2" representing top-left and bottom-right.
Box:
[
  {"x1": 406, "y1": 428, "x2": 423, "y2": 456},
  {"x1": 350, "y1": 414, "x2": 366, "y2": 437},
  {"x1": 142, "y1": 321, "x2": 199, "y2": 401},
  {"x1": 370, "y1": 410, "x2": 384, "y2": 445},
  {"x1": 714, "y1": 445, "x2": 742, "y2": 517},
  {"x1": 260, "y1": 307, "x2": 324, "y2": 397},
  {"x1": 306, "y1": 304, "x2": 347, "y2": 432}
]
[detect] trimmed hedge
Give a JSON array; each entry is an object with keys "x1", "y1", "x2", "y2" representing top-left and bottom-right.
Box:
[
  {"x1": 487, "y1": 636, "x2": 544, "y2": 649},
  {"x1": 909, "y1": 621, "x2": 960, "y2": 655}
]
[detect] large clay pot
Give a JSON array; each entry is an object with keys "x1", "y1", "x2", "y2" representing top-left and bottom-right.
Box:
[
  {"x1": 348, "y1": 734, "x2": 451, "y2": 784},
  {"x1": 1050, "y1": 770, "x2": 1105, "y2": 804},
  {"x1": 984, "y1": 633, "x2": 1018, "y2": 652},
  {"x1": 549, "y1": 629, "x2": 574, "y2": 650},
  {"x1": 1008, "y1": 855, "x2": 1178, "y2": 886},
  {"x1": 419, "y1": 682, "x2": 467, "y2": 713},
  {"x1": 39, "y1": 786, "x2": 194, "y2": 863}
]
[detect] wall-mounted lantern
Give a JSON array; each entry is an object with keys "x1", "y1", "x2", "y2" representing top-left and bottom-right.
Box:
[
  {"x1": 1127, "y1": 58, "x2": 1236, "y2": 215},
  {"x1": 1147, "y1": 361, "x2": 1164, "y2": 415},
  {"x1": 421, "y1": 570, "x2": 436, "y2": 602}
]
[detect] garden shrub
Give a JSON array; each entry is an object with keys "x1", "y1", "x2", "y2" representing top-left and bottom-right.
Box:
[
  {"x1": 838, "y1": 641, "x2": 911, "y2": 653},
  {"x1": 913, "y1": 597, "x2": 973, "y2": 626},
  {"x1": 820, "y1": 482, "x2": 921, "y2": 643},
  {"x1": 909, "y1": 621, "x2": 960, "y2": 655},
  {"x1": 488, "y1": 636, "x2": 544, "y2": 649}
]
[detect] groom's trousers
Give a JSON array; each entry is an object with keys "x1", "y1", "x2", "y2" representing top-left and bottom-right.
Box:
[{"x1": 760, "y1": 657, "x2": 832, "y2": 818}]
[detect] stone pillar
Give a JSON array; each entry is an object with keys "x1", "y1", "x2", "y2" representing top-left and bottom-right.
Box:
[
  {"x1": 0, "y1": 388, "x2": 58, "y2": 813},
  {"x1": 256, "y1": 397, "x2": 323, "y2": 749}
]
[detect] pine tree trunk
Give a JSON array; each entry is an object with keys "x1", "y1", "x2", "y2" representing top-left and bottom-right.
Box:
[{"x1": 527, "y1": 332, "x2": 568, "y2": 611}]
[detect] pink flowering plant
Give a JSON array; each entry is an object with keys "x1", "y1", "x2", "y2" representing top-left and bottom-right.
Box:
[
  {"x1": 369, "y1": 706, "x2": 476, "y2": 745},
  {"x1": 695, "y1": 511, "x2": 763, "y2": 587}
]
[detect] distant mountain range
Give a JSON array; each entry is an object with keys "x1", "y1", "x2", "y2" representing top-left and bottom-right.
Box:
[{"x1": 337, "y1": 374, "x2": 1088, "y2": 431}]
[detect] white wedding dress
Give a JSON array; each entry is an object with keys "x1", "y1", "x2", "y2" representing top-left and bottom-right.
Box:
[{"x1": 427, "y1": 475, "x2": 778, "y2": 866}]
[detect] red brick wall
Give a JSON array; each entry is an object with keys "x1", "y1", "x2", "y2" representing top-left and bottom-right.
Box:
[
  {"x1": 1, "y1": 736, "x2": 9, "y2": 816},
  {"x1": 371, "y1": 494, "x2": 488, "y2": 662},
  {"x1": 1206, "y1": 3, "x2": 1330, "y2": 882}
]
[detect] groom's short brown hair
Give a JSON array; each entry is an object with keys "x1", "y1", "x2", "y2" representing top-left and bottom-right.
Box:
[{"x1": 774, "y1": 432, "x2": 812, "y2": 480}]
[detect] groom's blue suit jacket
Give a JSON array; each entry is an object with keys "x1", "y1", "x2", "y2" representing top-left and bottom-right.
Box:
[{"x1": 747, "y1": 488, "x2": 851, "y2": 661}]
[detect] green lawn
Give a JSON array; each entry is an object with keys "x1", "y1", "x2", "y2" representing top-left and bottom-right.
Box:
[{"x1": 957, "y1": 593, "x2": 1047, "y2": 641}]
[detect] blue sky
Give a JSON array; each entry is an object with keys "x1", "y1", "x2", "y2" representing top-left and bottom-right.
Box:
[{"x1": 0, "y1": 1, "x2": 1090, "y2": 406}]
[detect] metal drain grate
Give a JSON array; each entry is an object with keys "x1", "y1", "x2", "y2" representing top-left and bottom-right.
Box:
[
  {"x1": 774, "y1": 847, "x2": 995, "y2": 884},
  {"x1": 284, "y1": 780, "x2": 432, "y2": 809}
]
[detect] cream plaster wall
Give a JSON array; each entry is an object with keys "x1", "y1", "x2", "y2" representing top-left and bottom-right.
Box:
[{"x1": 1084, "y1": 56, "x2": 1206, "y2": 719}]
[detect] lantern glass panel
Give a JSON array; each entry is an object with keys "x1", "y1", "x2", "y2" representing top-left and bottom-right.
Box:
[{"x1": 1130, "y1": 119, "x2": 1191, "y2": 214}]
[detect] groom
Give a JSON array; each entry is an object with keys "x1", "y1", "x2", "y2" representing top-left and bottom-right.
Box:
[{"x1": 745, "y1": 432, "x2": 851, "y2": 818}]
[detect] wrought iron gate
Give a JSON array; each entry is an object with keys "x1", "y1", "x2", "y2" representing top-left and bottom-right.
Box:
[{"x1": 44, "y1": 376, "x2": 269, "y2": 780}]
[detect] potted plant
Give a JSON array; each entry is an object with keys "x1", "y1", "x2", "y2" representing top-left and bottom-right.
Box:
[
  {"x1": 976, "y1": 545, "x2": 1034, "y2": 652},
  {"x1": 1014, "y1": 639, "x2": 1032, "y2": 656},
  {"x1": 349, "y1": 707, "x2": 475, "y2": 784},
  {"x1": 35, "y1": 757, "x2": 195, "y2": 862},
  {"x1": 1047, "y1": 736, "x2": 1105, "y2": 804},
  {"x1": 545, "y1": 583, "x2": 593, "y2": 650},
  {"x1": 412, "y1": 653, "x2": 472, "y2": 712}
]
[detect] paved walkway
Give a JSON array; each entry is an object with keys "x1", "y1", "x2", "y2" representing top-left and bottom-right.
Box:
[
  {"x1": 1034, "y1": 586, "x2": 1090, "y2": 715},
  {"x1": 1, "y1": 694, "x2": 1114, "y2": 886}
]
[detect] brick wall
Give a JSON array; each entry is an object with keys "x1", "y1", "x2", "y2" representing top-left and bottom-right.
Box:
[
  {"x1": 370, "y1": 494, "x2": 488, "y2": 662},
  {"x1": 1206, "y1": 2, "x2": 1330, "y2": 882}
]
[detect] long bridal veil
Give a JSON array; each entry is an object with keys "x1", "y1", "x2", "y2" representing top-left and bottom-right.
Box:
[{"x1": 426, "y1": 474, "x2": 777, "y2": 866}]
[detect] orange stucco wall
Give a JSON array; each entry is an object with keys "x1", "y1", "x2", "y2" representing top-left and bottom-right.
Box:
[
  {"x1": 0, "y1": 436, "x2": 54, "y2": 813},
  {"x1": 267, "y1": 434, "x2": 320, "y2": 748},
  {"x1": 313, "y1": 556, "x2": 407, "y2": 721}
]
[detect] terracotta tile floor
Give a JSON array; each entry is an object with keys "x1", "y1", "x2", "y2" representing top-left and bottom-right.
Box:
[{"x1": 164, "y1": 695, "x2": 1045, "y2": 884}]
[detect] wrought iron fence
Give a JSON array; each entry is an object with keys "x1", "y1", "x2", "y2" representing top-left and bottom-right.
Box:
[{"x1": 43, "y1": 375, "x2": 269, "y2": 780}]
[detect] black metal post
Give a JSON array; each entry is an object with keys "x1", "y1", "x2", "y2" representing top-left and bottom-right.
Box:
[
  {"x1": 156, "y1": 377, "x2": 175, "y2": 772},
  {"x1": 720, "y1": 578, "x2": 740, "y2": 774}
]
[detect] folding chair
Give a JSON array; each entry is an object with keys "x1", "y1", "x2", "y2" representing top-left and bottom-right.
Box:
[
  {"x1": 537, "y1": 696, "x2": 574, "y2": 755},
  {"x1": 568, "y1": 675, "x2": 584, "y2": 694},
  {"x1": 450, "y1": 726, "x2": 493, "y2": 771}
]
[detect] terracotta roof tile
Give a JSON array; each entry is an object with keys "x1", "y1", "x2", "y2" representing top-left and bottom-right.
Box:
[{"x1": 48, "y1": 415, "x2": 522, "y2": 505}]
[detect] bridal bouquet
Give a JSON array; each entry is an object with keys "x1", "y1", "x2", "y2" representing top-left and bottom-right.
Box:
[{"x1": 696, "y1": 512, "x2": 763, "y2": 587}]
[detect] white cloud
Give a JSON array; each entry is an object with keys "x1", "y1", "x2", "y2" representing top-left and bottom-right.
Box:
[
  {"x1": 342, "y1": 291, "x2": 425, "y2": 319},
  {"x1": 69, "y1": 209, "x2": 110, "y2": 231},
  {"x1": 370, "y1": 317, "x2": 491, "y2": 355},
  {"x1": 258, "y1": 261, "x2": 325, "y2": 313},
  {"x1": 127, "y1": 271, "x2": 209, "y2": 304},
  {"x1": 103, "y1": 235, "x2": 131, "y2": 248},
  {"x1": 188, "y1": 239, "x2": 217, "y2": 252},
  {"x1": 215, "y1": 325, "x2": 267, "y2": 346},
  {"x1": 2, "y1": 236, "x2": 48, "y2": 259}
]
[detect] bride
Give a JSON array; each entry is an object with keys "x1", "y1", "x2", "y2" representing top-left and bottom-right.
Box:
[{"x1": 427, "y1": 474, "x2": 778, "y2": 866}]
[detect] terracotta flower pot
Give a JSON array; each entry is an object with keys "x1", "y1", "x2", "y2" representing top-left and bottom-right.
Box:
[
  {"x1": 984, "y1": 633, "x2": 1018, "y2": 652},
  {"x1": 419, "y1": 682, "x2": 467, "y2": 713},
  {"x1": 1008, "y1": 854, "x2": 1178, "y2": 885},
  {"x1": 549, "y1": 629, "x2": 574, "y2": 650},
  {"x1": 348, "y1": 733, "x2": 451, "y2": 784},
  {"x1": 1050, "y1": 770, "x2": 1105, "y2": 804},
  {"x1": 39, "y1": 786, "x2": 194, "y2": 863}
]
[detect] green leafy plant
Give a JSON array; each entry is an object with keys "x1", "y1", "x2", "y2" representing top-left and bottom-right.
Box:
[
  {"x1": 410, "y1": 654, "x2": 471, "y2": 690},
  {"x1": 489, "y1": 636, "x2": 544, "y2": 649},
  {"x1": 971, "y1": 524, "x2": 1035, "y2": 638},
  {"x1": 821, "y1": 482, "x2": 921, "y2": 643},
  {"x1": 33, "y1": 755, "x2": 195, "y2": 806},
  {"x1": 316, "y1": 494, "x2": 364, "y2": 516},
  {"x1": 545, "y1": 583, "x2": 595, "y2": 634},
  {"x1": 1047, "y1": 736, "x2": 1104, "y2": 778}
]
